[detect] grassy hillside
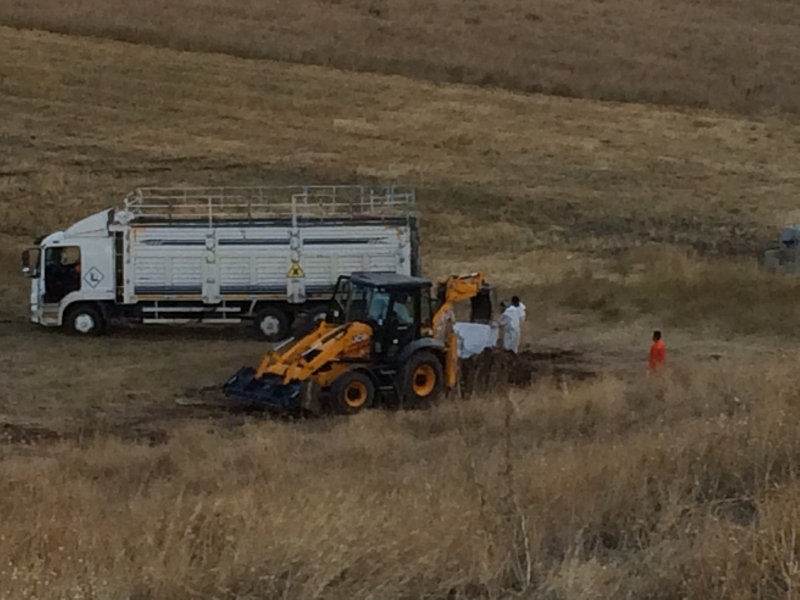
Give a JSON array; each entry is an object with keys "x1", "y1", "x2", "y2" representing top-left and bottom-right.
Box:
[
  {"x1": 2, "y1": 26, "x2": 799, "y2": 258},
  {"x1": 2, "y1": 0, "x2": 800, "y2": 114},
  {"x1": 3, "y1": 25, "x2": 800, "y2": 334},
  {"x1": 4, "y1": 23, "x2": 800, "y2": 600}
]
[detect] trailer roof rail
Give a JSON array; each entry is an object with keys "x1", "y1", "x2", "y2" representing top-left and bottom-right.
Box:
[{"x1": 122, "y1": 185, "x2": 417, "y2": 224}]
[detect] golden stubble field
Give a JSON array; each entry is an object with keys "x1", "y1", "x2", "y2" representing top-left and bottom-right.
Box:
[
  {"x1": 2, "y1": 0, "x2": 800, "y2": 113},
  {"x1": 3, "y1": 22, "x2": 800, "y2": 599}
]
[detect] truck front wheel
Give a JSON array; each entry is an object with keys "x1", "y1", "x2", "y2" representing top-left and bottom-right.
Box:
[{"x1": 65, "y1": 304, "x2": 105, "y2": 336}]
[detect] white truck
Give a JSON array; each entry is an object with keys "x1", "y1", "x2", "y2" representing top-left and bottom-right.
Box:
[{"x1": 21, "y1": 185, "x2": 421, "y2": 341}]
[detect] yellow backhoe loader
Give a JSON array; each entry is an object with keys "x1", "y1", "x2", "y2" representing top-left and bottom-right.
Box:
[{"x1": 223, "y1": 271, "x2": 494, "y2": 413}]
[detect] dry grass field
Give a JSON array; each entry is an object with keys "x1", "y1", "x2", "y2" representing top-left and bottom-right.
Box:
[
  {"x1": 6, "y1": 366, "x2": 800, "y2": 599},
  {"x1": 2, "y1": 0, "x2": 800, "y2": 114},
  {"x1": 2, "y1": 9, "x2": 800, "y2": 599}
]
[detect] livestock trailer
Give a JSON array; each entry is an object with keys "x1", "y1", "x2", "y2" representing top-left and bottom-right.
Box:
[{"x1": 21, "y1": 185, "x2": 420, "y2": 340}]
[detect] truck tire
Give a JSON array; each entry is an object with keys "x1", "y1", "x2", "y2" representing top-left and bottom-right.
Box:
[
  {"x1": 330, "y1": 370, "x2": 375, "y2": 415},
  {"x1": 65, "y1": 304, "x2": 105, "y2": 336},
  {"x1": 253, "y1": 307, "x2": 290, "y2": 342},
  {"x1": 290, "y1": 307, "x2": 327, "y2": 338},
  {"x1": 399, "y1": 350, "x2": 444, "y2": 408}
]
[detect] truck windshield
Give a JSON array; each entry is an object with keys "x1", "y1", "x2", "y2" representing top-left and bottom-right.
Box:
[{"x1": 21, "y1": 248, "x2": 41, "y2": 278}]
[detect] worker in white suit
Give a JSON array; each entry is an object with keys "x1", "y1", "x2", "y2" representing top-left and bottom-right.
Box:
[{"x1": 498, "y1": 300, "x2": 521, "y2": 354}]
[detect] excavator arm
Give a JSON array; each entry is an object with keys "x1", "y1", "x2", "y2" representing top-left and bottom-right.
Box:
[
  {"x1": 224, "y1": 320, "x2": 373, "y2": 409},
  {"x1": 431, "y1": 272, "x2": 489, "y2": 337},
  {"x1": 430, "y1": 273, "x2": 494, "y2": 389},
  {"x1": 258, "y1": 321, "x2": 372, "y2": 384}
]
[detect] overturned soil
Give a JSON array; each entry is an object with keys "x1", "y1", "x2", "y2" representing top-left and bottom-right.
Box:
[{"x1": 458, "y1": 347, "x2": 595, "y2": 399}]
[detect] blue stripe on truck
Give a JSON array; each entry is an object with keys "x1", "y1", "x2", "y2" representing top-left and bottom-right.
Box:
[
  {"x1": 220, "y1": 286, "x2": 286, "y2": 293},
  {"x1": 304, "y1": 239, "x2": 374, "y2": 245},
  {"x1": 138, "y1": 239, "x2": 378, "y2": 246},
  {"x1": 135, "y1": 286, "x2": 203, "y2": 293},
  {"x1": 217, "y1": 240, "x2": 288, "y2": 246}
]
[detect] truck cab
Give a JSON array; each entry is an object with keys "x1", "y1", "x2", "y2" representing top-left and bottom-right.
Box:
[{"x1": 22, "y1": 210, "x2": 117, "y2": 334}]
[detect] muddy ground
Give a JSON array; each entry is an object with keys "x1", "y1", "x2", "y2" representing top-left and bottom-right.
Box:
[
  {"x1": 0, "y1": 345, "x2": 595, "y2": 450},
  {"x1": 458, "y1": 347, "x2": 595, "y2": 398},
  {"x1": 181, "y1": 346, "x2": 595, "y2": 411}
]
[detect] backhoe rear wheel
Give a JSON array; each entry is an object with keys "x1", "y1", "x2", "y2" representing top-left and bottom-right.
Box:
[
  {"x1": 330, "y1": 371, "x2": 375, "y2": 415},
  {"x1": 400, "y1": 350, "x2": 444, "y2": 408}
]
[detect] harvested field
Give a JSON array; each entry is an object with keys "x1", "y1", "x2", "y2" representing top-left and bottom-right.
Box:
[
  {"x1": 2, "y1": 0, "x2": 800, "y2": 113},
  {"x1": 2, "y1": 13, "x2": 800, "y2": 600},
  {"x1": 3, "y1": 360, "x2": 800, "y2": 598}
]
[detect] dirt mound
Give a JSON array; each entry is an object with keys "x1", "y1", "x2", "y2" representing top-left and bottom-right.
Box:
[{"x1": 458, "y1": 346, "x2": 594, "y2": 398}]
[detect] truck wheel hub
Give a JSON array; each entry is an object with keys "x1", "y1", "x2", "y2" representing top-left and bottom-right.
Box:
[
  {"x1": 259, "y1": 316, "x2": 280, "y2": 336},
  {"x1": 74, "y1": 314, "x2": 95, "y2": 333}
]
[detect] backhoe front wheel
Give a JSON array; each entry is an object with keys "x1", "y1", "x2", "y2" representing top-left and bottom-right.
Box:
[
  {"x1": 330, "y1": 371, "x2": 375, "y2": 415},
  {"x1": 400, "y1": 351, "x2": 444, "y2": 408}
]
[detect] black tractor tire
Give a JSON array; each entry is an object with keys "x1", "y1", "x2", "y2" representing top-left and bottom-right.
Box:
[
  {"x1": 330, "y1": 370, "x2": 376, "y2": 415},
  {"x1": 399, "y1": 350, "x2": 445, "y2": 408},
  {"x1": 65, "y1": 304, "x2": 105, "y2": 336},
  {"x1": 253, "y1": 307, "x2": 291, "y2": 343}
]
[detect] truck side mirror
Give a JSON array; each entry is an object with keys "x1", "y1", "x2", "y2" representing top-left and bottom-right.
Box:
[{"x1": 21, "y1": 248, "x2": 41, "y2": 278}]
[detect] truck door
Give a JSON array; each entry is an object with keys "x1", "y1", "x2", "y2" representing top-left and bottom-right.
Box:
[
  {"x1": 43, "y1": 246, "x2": 82, "y2": 304},
  {"x1": 202, "y1": 230, "x2": 221, "y2": 304}
]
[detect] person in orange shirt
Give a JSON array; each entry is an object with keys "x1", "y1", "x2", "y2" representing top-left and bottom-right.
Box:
[{"x1": 649, "y1": 330, "x2": 666, "y2": 373}]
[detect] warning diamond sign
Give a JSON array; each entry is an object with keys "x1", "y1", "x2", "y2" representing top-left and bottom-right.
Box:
[{"x1": 287, "y1": 262, "x2": 305, "y2": 278}]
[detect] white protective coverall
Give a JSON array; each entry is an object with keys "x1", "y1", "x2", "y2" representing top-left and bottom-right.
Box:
[
  {"x1": 498, "y1": 305, "x2": 521, "y2": 353},
  {"x1": 514, "y1": 301, "x2": 527, "y2": 323}
]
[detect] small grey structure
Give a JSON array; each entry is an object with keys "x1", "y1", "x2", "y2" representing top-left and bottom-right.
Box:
[
  {"x1": 21, "y1": 185, "x2": 420, "y2": 340},
  {"x1": 764, "y1": 225, "x2": 800, "y2": 274}
]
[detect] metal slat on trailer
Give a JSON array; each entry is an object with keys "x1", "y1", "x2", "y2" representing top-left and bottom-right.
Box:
[{"x1": 122, "y1": 185, "x2": 415, "y2": 225}]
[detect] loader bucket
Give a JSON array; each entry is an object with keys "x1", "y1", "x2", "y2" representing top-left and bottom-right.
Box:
[{"x1": 223, "y1": 367, "x2": 303, "y2": 410}]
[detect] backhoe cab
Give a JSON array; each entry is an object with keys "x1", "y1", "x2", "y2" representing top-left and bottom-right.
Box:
[{"x1": 223, "y1": 271, "x2": 493, "y2": 414}]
